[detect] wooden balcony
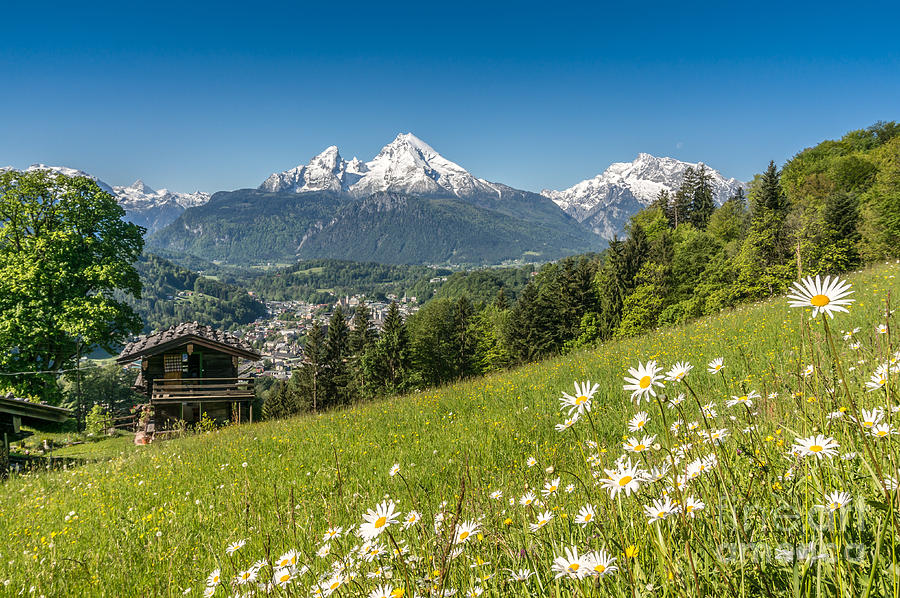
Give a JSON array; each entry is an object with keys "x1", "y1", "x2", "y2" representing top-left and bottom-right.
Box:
[{"x1": 150, "y1": 377, "x2": 255, "y2": 403}]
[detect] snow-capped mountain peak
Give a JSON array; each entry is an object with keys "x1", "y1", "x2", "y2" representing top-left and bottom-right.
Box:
[
  {"x1": 542, "y1": 154, "x2": 744, "y2": 238},
  {"x1": 10, "y1": 164, "x2": 210, "y2": 232},
  {"x1": 260, "y1": 132, "x2": 504, "y2": 199},
  {"x1": 23, "y1": 163, "x2": 116, "y2": 194},
  {"x1": 124, "y1": 179, "x2": 155, "y2": 195}
]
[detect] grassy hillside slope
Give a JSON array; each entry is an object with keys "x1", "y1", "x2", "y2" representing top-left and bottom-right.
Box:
[{"x1": 1, "y1": 264, "x2": 899, "y2": 596}]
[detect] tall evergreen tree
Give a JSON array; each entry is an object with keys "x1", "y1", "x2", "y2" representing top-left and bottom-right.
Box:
[
  {"x1": 262, "y1": 380, "x2": 286, "y2": 420},
  {"x1": 366, "y1": 301, "x2": 411, "y2": 394},
  {"x1": 297, "y1": 321, "x2": 326, "y2": 412},
  {"x1": 690, "y1": 165, "x2": 715, "y2": 229},
  {"x1": 349, "y1": 299, "x2": 376, "y2": 355},
  {"x1": 324, "y1": 306, "x2": 351, "y2": 407},
  {"x1": 493, "y1": 288, "x2": 510, "y2": 310},
  {"x1": 348, "y1": 299, "x2": 376, "y2": 398},
  {"x1": 672, "y1": 167, "x2": 696, "y2": 227},
  {"x1": 651, "y1": 189, "x2": 674, "y2": 227},
  {"x1": 452, "y1": 296, "x2": 476, "y2": 378},
  {"x1": 753, "y1": 161, "x2": 789, "y2": 216}
]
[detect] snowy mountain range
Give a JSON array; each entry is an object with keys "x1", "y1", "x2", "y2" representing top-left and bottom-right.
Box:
[
  {"x1": 261, "y1": 133, "x2": 512, "y2": 200},
  {"x1": 8, "y1": 137, "x2": 745, "y2": 250},
  {"x1": 541, "y1": 153, "x2": 745, "y2": 239},
  {"x1": 6, "y1": 164, "x2": 211, "y2": 232}
]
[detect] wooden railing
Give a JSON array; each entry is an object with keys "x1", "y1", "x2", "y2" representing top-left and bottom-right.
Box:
[{"x1": 150, "y1": 377, "x2": 255, "y2": 403}]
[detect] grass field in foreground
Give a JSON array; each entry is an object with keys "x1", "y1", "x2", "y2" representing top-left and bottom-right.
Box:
[{"x1": 2, "y1": 263, "x2": 900, "y2": 597}]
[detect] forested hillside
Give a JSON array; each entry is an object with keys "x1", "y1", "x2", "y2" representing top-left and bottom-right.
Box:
[
  {"x1": 148, "y1": 188, "x2": 601, "y2": 266},
  {"x1": 246, "y1": 259, "x2": 446, "y2": 303},
  {"x1": 130, "y1": 254, "x2": 267, "y2": 332}
]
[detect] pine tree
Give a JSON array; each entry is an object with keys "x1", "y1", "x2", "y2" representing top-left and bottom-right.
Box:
[
  {"x1": 298, "y1": 321, "x2": 326, "y2": 412},
  {"x1": 597, "y1": 238, "x2": 628, "y2": 337},
  {"x1": 672, "y1": 167, "x2": 696, "y2": 227},
  {"x1": 652, "y1": 189, "x2": 675, "y2": 227},
  {"x1": 324, "y1": 306, "x2": 351, "y2": 407},
  {"x1": 367, "y1": 301, "x2": 411, "y2": 394},
  {"x1": 690, "y1": 165, "x2": 715, "y2": 229},
  {"x1": 493, "y1": 288, "x2": 510, "y2": 310},
  {"x1": 262, "y1": 380, "x2": 285, "y2": 420},
  {"x1": 349, "y1": 299, "x2": 376, "y2": 356},
  {"x1": 452, "y1": 296, "x2": 475, "y2": 378},
  {"x1": 348, "y1": 299, "x2": 376, "y2": 398},
  {"x1": 753, "y1": 161, "x2": 789, "y2": 216}
]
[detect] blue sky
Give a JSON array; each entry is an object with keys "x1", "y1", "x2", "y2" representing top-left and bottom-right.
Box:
[{"x1": 1, "y1": 0, "x2": 897, "y2": 193}]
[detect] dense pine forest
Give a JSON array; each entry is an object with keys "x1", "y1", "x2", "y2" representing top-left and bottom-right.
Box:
[{"x1": 262, "y1": 122, "x2": 900, "y2": 417}]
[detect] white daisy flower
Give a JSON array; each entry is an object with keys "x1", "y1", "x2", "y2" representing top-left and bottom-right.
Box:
[
  {"x1": 819, "y1": 491, "x2": 852, "y2": 512},
  {"x1": 559, "y1": 380, "x2": 599, "y2": 415},
  {"x1": 791, "y1": 434, "x2": 839, "y2": 459},
  {"x1": 627, "y1": 411, "x2": 650, "y2": 432},
  {"x1": 665, "y1": 361, "x2": 693, "y2": 382},
  {"x1": 623, "y1": 361, "x2": 665, "y2": 403},
  {"x1": 787, "y1": 275, "x2": 854, "y2": 318},
  {"x1": 551, "y1": 546, "x2": 589, "y2": 579}
]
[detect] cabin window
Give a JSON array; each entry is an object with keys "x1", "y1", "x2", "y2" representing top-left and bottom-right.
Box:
[{"x1": 164, "y1": 354, "x2": 182, "y2": 373}]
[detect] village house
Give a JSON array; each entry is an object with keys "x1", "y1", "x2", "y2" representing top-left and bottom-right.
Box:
[{"x1": 116, "y1": 322, "x2": 262, "y2": 430}]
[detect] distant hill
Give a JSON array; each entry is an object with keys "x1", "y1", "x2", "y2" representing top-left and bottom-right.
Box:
[{"x1": 130, "y1": 254, "x2": 267, "y2": 333}]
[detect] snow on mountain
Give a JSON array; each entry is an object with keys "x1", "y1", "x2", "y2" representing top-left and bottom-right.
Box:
[
  {"x1": 261, "y1": 133, "x2": 506, "y2": 199},
  {"x1": 542, "y1": 153, "x2": 744, "y2": 239},
  {"x1": 22, "y1": 163, "x2": 117, "y2": 194},
  {"x1": 16, "y1": 165, "x2": 210, "y2": 233}
]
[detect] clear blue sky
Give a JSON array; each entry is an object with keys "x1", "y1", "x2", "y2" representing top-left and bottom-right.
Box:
[{"x1": 1, "y1": 0, "x2": 897, "y2": 193}]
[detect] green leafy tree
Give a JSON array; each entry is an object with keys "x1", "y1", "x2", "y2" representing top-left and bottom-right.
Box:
[
  {"x1": 59, "y1": 364, "x2": 141, "y2": 430},
  {"x1": 0, "y1": 170, "x2": 144, "y2": 399}
]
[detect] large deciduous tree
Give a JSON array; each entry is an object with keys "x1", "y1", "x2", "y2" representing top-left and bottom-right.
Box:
[{"x1": 0, "y1": 170, "x2": 144, "y2": 400}]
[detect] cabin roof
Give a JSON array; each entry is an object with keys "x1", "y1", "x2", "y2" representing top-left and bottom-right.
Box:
[
  {"x1": 0, "y1": 393, "x2": 71, "y2": 425},
  {"x1": 116, "y1": 322, "x2": 261, "y2": 363}
]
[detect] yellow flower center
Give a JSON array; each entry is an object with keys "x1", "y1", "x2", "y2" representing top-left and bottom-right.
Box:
[
  {"x1": 375, "y1": 516, "x2": 387, "y2": 528},
  {"x1": 618, "y1": 475, "x2": 633, "y2": 486},
  {"x1": 576, "y1": 395, "x2": 588, "y2": 404},
  {"x1": 810, "y1": 294, "x2": 831, "y2": 307},
  {"x1": 639, "y1": 375, "x2": 652, "y2": 389},
  {"x1": 634, "y1": 444, "x2": 646, "y2": 451},
  {"x1": 657, "y1": 511, "x2": 666, "y2": 518},
  {"x1": 685, "y1": 505, "x2": 694, "y2": 512},
  {"x1": 568, "y1": 563, "x2": 580, "y2": 572},
  {"x1": 809, "y1": 445, "x2": 823, "y2": 452},
  {"x1": 584, "y1": 513, "x2": 592, "y2": 521},
  {"x1": 458, "y1": 531, "x2": 469, "y2": 540},
  {"x1": 877, "y1": 431, "x2": 887, "y2": 437},
  {"x1": 595, "y1": 564, "x2": 606, "y2": 573},
  {"x1": 330, "y1": 582, "x2": 340, "y2": 589},
  {"x1": 279, "y1": 574, "x2": 290, "y2": 582}
]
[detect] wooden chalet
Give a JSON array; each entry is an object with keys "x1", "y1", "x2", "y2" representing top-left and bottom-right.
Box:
[
  {"x1": 1, "y1": 393, "x2": 71, "y2": 474},
  {"x1": 116, "y1": 322, "x2": 262, "y2": 428}
]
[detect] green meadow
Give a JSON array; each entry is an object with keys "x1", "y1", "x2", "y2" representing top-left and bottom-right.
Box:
[{"x1": 2, "y1": 263, "x2": 899, "y2": 597}]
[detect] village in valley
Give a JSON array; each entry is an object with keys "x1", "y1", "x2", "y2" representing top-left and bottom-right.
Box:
[{"x1": 238, "y1": 293, "x2": 421, "y2": 380}]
